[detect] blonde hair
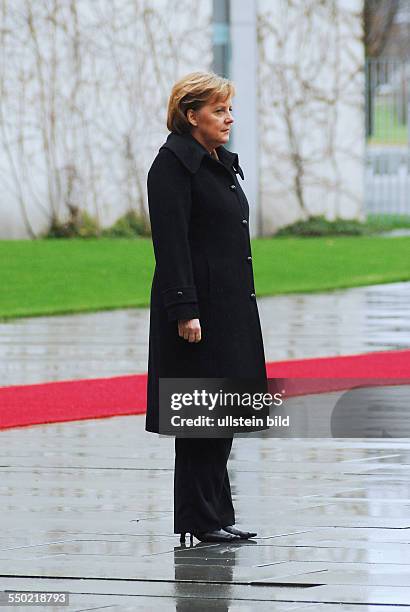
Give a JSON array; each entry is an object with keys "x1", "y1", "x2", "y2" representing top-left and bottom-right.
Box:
[{"x1": 167, "y1": 71, "x2": 235, "y2": 134}]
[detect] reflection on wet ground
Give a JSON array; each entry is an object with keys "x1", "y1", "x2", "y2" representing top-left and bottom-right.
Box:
[
  {"x1": 1, "y1": 281, "x2": 410, "y2": 386},
  {"x1": 1, "y1": 281, "x2": 410, "y2": 608},
  {"x1": 1, "y1": 416, "x2": 410, "y2": 608}
]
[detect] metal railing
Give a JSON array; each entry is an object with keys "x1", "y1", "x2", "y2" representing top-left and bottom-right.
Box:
[{"x1": 365, "y1": 58, "x2": 410, "y2": 215}]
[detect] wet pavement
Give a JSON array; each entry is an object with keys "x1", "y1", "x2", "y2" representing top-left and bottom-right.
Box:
[
  {"x1": 1, "y1": 280, "x2": 410, "y2": 386},
  {"x1": 1, "y1": 281, "x2": 410, "y2": 609},
  {"x1": 2, "y1": 416, "x2": 410, "y2": 609}
]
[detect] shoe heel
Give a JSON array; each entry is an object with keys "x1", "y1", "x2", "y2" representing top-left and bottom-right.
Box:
[{"x1": 179, "y1": 532, "x2": 194, "y2": 544}]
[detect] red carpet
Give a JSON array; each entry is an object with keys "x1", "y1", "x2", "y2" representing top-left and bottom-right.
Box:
[{"x1": 0, "y1": 349, "x2": 409, "y2": 430}]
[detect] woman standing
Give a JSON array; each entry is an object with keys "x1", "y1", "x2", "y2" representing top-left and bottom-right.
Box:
[{"x1": 146, "y1": 72, "x2": 267, "y2": 543}]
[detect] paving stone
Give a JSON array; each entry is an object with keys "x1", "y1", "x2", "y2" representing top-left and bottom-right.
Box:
[
  {"x1": 1, "y1": 282, "x2": 410, "y2": 607},
  {"x1": 2, "y1": 417, "x2": 410, "y2": 606},
  {"x1": 1, "y1": 281, "x2": 410, "y2": 386}
]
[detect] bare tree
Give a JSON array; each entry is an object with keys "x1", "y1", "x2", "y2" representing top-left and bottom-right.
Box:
[
  {"x1": 364, "y1": 0, "x2": 400, "y2": 137},
  {"x1": 364, "y1": 0, "x2": 400, "y2": 58}
]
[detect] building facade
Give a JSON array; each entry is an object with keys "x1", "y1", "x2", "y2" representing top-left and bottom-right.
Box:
[{"x1": 0, "y1": 0, "x2": 364, "y2": 239}]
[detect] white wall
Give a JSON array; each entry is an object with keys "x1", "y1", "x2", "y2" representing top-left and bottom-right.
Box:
[
  {"x1": 0, "y1": 0, "x2": 365, "y2": 239},
  {"x1": 229, "y1": 0, "x2": 260, "y2": 238},
  {"x1": 257, "y1": 0, "x2": 365, "y2": 233},
  {"x1": 0, "y1": 0, "x2": 213, "y2": 238}
]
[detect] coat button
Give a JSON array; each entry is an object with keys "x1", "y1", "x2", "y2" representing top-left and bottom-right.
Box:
[
  {"x1": 229, "y1": 184, "x2": 236, "y2": 191},
  {"x1": 247, "y1": 256, "x2": 252, "y2": 262},
  {"x1": 241, "y1": 219, "x2": 248, "y2": 226},
  {"x1": 250, "y1": 292, "x2": 256, "y2": 300},
  {"x1": 177, "y1": 291, "x2": 183, "y2": 296}
]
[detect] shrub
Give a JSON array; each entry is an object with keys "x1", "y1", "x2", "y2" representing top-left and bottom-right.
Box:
[
  {"x1": 101, "y1": 210, "x2": 151, "y2": 238},
  {"x1": 275, "y1": 214, "x2": 410, "y2": 237},
  {"x1": 275, "y1": 216, "x2": 370, "y2": 237},
  {"x1": 43, "y1": 206, "x2": 100, "y2": 238},
  {"x1": 366, "y1": 214, "x2": 410, "y2": 232}
]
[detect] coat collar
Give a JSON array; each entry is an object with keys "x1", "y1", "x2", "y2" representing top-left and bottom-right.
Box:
[{"x1": 160, "y1": 132, "x2": 244, "y2": 179}]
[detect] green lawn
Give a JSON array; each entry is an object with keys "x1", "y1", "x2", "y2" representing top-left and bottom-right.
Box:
[
  {"x1": 0, "y1": 237, "x2": 409, "y2": 320},
  {"x1": 368, "y1": 101, "x2": 408, "y2": 146}
]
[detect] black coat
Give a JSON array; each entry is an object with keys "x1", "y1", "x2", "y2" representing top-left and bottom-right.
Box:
[{"x1": 145, "y1": 131, "x2": 267, "y2": 433}]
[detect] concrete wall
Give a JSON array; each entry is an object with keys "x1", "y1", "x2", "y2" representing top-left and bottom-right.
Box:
[
  {"x1": 0, "y1": 0, "x2": 212, "y2": 238},
  {"x1": 229, "y1": 0, "x2": 260, "y2": 237},
  {"x1": 0, "y1": 0, "x2": 365, "y2": 239},
  {"x1": 257, "y1": 0, "x2": 365, "y2": 234}
]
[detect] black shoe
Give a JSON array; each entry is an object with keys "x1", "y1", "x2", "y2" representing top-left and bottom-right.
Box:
[
  {"x1": 222, "y1": 525, "x2": 257, "y2": 539},
  {"x1": 191, "y1": 529, "x2": 241, "y2": 543}
]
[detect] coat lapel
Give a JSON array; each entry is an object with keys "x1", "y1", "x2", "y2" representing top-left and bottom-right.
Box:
[{"x1": 161, "y1": 132, "x2": 244, "y2": 180}]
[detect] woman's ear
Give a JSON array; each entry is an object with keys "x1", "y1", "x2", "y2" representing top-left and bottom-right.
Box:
[{"x1": 186, "y1": 109, "x2": 198, "y2": 127}]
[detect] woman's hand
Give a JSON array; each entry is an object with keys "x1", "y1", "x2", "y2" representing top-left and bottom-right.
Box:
[{"x1": 178, "y1": 318, "x2": 201, "y2": 343}]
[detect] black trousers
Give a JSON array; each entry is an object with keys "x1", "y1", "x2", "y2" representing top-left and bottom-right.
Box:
[{"x1": 174, "y1": 437, "x2": 235, "y2": 533}]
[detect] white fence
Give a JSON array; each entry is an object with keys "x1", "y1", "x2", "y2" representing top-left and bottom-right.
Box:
[{"x1": 365, "y1": 58, "x2": 410, "y2": 215}]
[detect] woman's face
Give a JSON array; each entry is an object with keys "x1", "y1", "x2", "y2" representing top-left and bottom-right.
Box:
[{"x1": 187, "y1": 96, "x2": 234, "y2": 150}]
